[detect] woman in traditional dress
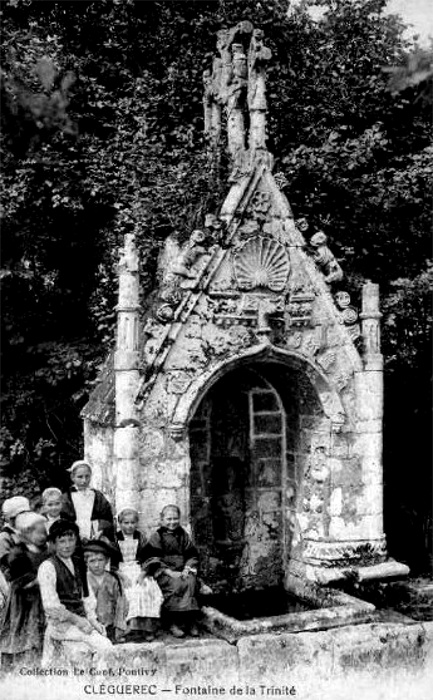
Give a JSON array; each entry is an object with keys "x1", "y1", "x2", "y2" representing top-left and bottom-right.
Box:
[
  {"x1": 61, "y1": 460, "x2": 113, "y2": 543},
  {"x1": 0, "y1": 511, "x2": 49, "y2": 668},
  {"x1": 143, "y1": 504, "x2": 200, "y2": 638}
]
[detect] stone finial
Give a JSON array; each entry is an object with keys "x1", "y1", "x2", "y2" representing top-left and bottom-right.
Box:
[
  {"x1": 226, "y1": 43, "x2": 248, "y2": 164},
  {"x1": 119, "y1": 232, "x2": 139, "y2": 279},
  {"x1": 247, "y1": 28, "x2": 272, "y2": 110},
  {"x1": 116, "y1": 232, "x2": 140, "y2": 357},
  {"x1": 361, "y1": 280, "x2": 380, "y2": 317},
  {"x1": 247, "y1": 28, "x2": 272, "y2": 155},
  {"x1": 360, "y1": 281, "x2": 382, "y2": 358},
  {"x1": 310, "y1": 231, "x2": 343, "y2": 285}
]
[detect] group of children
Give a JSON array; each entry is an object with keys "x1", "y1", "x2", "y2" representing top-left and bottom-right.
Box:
[{"x1": 0, "y1": 460, "x2": 202, "y2": 669}]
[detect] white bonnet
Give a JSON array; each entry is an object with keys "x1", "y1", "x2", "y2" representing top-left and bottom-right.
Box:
[
  {"x1": 2, "y1": 496, "x2": 31, "y2": 520},
  {"x1": 67, "y1": 460, "x2": 92, "y2": 475}
]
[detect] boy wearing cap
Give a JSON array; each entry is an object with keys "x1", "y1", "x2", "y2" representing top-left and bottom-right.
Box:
[
  {"x1": 84, "y1": 540, "x2": 127, "y2": 643},
  {"x1": 37, "y1": 520, "x2": 112, "y2": 664},
  {"x1": 0, "y1": 496, "x2": 31, "y2": 579}
]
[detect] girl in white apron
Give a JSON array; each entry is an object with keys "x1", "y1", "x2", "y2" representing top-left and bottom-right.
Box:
[{"x1": 114, "y1": 508, "x2": 163, "y2": 642}]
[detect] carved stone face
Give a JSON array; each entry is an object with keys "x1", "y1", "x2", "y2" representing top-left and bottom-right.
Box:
[
  {"x1": 156, "y1": 303, "x2": 174, "y2": 323},
  {"x1": 335, "y1": 291, "x2": 351, "y2": 309},
  {"x1": 296, "y1": 218, "x2": 309, "y2": 233},
  {"x1": 190, "y1": 229, "x2": 206, "y2": 245}
]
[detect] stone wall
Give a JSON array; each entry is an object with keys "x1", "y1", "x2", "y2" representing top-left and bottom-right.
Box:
[
  {"x1": 2, "y1": 620, "x2": 432, "y2": 699},
  {"x1": 83, "y1": 421, "x2": 115, "y2": 504}
]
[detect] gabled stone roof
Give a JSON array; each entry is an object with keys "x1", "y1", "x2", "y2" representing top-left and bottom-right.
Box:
[{"x1": 82, "y1": 158, "x2": 361, "y2": 425}]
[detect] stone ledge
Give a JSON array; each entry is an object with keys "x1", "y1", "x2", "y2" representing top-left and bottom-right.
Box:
[
  {"x1": 164, "y1": 637, "x2": 239, "y2": 683},
  {"x1": 2, "y1": 622, "x2": 432, "y2": 698},
  {"x1": 236, "y1": 619, "x2": 430, "y2": 684},
  {"x1": 356, "y1": 561, "x2": 410, "y2": 582},
  {"x1": 106, "y1": 619, "x2": 432, "y2": 684}
]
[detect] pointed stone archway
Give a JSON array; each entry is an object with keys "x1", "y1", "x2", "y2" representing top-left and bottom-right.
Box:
[{"x1": 188, "y1": 356, "x2": 329, "y2": 593}]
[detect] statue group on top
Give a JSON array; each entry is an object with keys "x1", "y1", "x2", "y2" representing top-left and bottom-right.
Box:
[
  {"x1": 150, "y1": 23, "x2": 349, "y2": 351},
  {"x1": 203, "y1": 21, "x2": 272, "y2": 177}
]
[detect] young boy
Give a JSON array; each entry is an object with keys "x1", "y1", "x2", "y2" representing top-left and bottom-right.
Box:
[
  {"x1": 84, "y1": 540, "x2": 127, "y2": 643},
  {"x1": 143, "y1": 505, "x2": 200, "y2": 638},
  {"x1": 37, "y1": 519, "x2": 112, "y2": 665}
]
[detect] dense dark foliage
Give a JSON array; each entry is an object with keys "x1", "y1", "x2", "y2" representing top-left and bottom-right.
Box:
[{"x1": 0, "y1": 0, "x2": 431, "y2": 571}]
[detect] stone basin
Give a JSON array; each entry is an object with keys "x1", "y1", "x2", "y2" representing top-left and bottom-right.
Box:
[
  {"x1": 200, "y1": 582, "x2": 376, "y2": 643},
  {"x1": 334, "y1": 576, "x2": 433, "y2": 623}
]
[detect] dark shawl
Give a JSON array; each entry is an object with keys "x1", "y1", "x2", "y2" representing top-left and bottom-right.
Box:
[
  {"x1": 142, "y1": 526, "x2": 199, "y2": 573},
  {"x1": 61, "y1": 488, "x2": 114, "y2": 526}
]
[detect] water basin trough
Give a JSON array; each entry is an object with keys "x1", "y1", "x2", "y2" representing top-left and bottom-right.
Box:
[{"x1": 200, "y1": 582, "x2": 377, "y2": 643}]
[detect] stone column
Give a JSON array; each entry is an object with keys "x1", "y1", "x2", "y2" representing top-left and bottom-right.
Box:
[
  {"x1": 113, "y1": 232, "x2": 141, "y2": 513},
  {"x1": 354, "y1": 281, "x2": 385, "y2": 544}
]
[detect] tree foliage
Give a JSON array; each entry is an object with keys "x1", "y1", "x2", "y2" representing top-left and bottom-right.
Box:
[{"x1": 0, "y1": 0, "x2": 431, "y2": 569}]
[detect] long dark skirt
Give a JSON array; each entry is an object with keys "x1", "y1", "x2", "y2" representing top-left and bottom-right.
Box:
[
  {"x1": 0, "y1": 581, "x2": 45, "y2": 657},
  {"x1": 156, "y1": 570, "x2": 199, "y2": 613}
]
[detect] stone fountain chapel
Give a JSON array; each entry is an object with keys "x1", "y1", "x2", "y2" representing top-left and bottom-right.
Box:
[{"x1": 82, "y1": 23, "x2": 408, "y2": 595}]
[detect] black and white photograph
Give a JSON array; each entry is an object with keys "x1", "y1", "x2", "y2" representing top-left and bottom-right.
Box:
[{"x1": 0, "y1": 1, "x2": 432, "y2": 698}]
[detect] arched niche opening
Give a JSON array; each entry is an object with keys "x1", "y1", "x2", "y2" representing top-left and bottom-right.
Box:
[{"x1": 189, "y1": 361, "x2": 325, "y2": 593}]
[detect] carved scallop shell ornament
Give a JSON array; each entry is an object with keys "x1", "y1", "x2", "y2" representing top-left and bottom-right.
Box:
[{"x1": 233, "y1": 236, "x2": 290, "y2": 292}]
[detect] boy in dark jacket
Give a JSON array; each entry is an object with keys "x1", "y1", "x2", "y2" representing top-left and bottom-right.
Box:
[{"x1": 37, "y1": 519, "x2": 112, "y2": 665}]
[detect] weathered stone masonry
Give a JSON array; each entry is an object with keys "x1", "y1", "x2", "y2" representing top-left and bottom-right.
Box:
[{"x1": 82, "y1": 22, "x2": 407, "y2": 593}]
